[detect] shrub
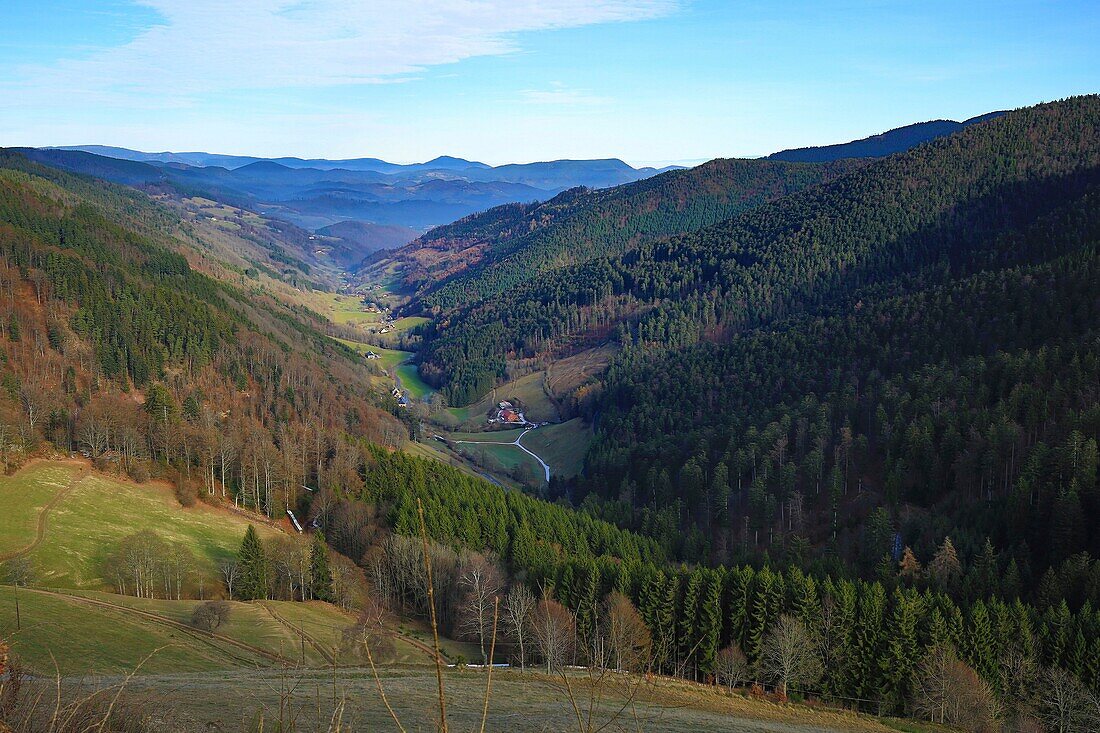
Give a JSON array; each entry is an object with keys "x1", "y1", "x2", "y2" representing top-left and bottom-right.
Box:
[
  {"x1": 191, "y1": 600, "x2": 232, "y2": 631},
  {"x1": 174, "y1": 475, "x2": 196, "y2": 507},
  {"x1": 128, "y1": 462, "x2": 150, "y2": 483}
]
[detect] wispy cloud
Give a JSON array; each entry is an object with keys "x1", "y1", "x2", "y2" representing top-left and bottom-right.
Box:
[
  {"x1": 520, "y1": 81, "x2": 612, "y2": 106},
  {"x1": 6, "y1": 0, "x2": 677, "y2": 106}
]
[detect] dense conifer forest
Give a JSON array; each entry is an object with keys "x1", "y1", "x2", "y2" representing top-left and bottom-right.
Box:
[{"x1": 381, "y1": 96, "x2": 1100, "y2": 655}]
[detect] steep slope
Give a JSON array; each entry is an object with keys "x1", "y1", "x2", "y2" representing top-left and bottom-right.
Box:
[
  {"x1": 571, "y1": 97, "x2": 1099, "y2": 572},
  {"x1": 388, "y1": 157, "x2": 860, "y2": 315},
  {"x1": 414, "y1": 96, "x2": 1100, "y2": 586},
  {"x1": 315, "y1": 220, "x2": 418, "y2": 267},
  {"x1": 0, "y1": 150, "x2": 404, "y2": 500},
  {"x1": 768, "y1": 111, "x2": 1004, "y2": 162}
]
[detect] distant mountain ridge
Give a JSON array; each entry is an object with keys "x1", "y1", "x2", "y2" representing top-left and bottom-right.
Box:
[
  {"x1": 30, "y1": 146, "x2": 679, "y2": 231},
  {"x1": 767, "y1": 111, "x2": 1005, "y2": 162}
]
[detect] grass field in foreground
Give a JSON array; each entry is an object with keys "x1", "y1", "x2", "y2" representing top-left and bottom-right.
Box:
[
  {"x1": 0, "y1": 587, "x2": 258, "y2": 675},
  {"x1": 110, "y1": 667, "x2": 904, "y2": 733},
  {"x1": 0, "y1": 588, "x2": 395, "y2": 674},
  {"x1": 0, "y1": 461, "x2": 282, "y2": 591}
]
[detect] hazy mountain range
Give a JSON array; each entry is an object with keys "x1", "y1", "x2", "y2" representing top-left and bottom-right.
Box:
[
  {"x1": 14, "y1": 111, "x2": 1005, "y2": 263},
  {"x1": 21, "y1": 146, "x2": 678, "y2": 233}
]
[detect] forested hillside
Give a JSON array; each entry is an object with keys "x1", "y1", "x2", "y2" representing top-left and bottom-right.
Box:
[
  {"x1": 574, "y1": 96, "x2": 1100, "y2": 580},
  {"x1": 0, "y1": 150, "x2": 407, "y2": 508},
  {"x1": 391, "y1": 158, "x2": 859, "y2": 402},
  {"x1": 390, "y1": 158, "x2": 859, "y2": 315},
  {"x1": 408, "y1": 97, "x2": 1100, "y2": 588},
  {"x1": 767, "y1": 111, "x2": 1003, "y2": 162}
]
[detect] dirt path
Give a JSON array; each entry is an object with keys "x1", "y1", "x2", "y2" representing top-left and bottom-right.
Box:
[
  {"x1": 0, "y1": 465, "x2": 90, "y2": 562},
  {"x1": 394, "y1": 631, "x2": 441, "y2": 661},
  {"x1": 259, "y1": 602, "x2": 335, "y2": 665},
  {"x1": 25, "y1": 587, "x2": 293, "y2": 668}
]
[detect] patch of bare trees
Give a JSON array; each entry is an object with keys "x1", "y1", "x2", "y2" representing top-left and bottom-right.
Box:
[
  {"x1": 532, "y1": 594, "x2": 576, "y2": 673},
  {"x1": 503, "y1": 583, "x2": 536, "y2": 670},
  {"x1": 456, "y1": 554, "x2": 505, "y2": 665},
  {"x1": 912, "y1": 644, "x2": 1000, "y2": 733},
  {"x1": 103, "y1": 531, "x2": 195, "y2": 600}
]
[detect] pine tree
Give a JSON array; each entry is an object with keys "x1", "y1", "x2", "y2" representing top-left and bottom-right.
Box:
[
  {"x1": 963, "y1": 600, "x2": 995, "y2": 681},
  {"x1": 237, "y1": 525, "x2": 268, "y2": 601},
  {"x1": 309, "y1": 531, "x2": 334, "y2": 602},
  {"x1": 725, "y1": 567, "x2": 753, "y2": 650},
  {"x1": 697, "y1": 570, "x2": 724, "y2": 679},
  {"x1": 678, "y1": 568, "x2": 704, "y2": 679},
  {"x1": 746, "y1": 568, "x2": 774, "y2": 668},
  {"x1": 927, "y1": 537, "x2": 962, "y2": 594},
  {"x1": 852, "y1": 582, "x2": 886, "y2": 704},
  {"x1": 880, "y1": 588, "x2": 922, "y2": 714}
]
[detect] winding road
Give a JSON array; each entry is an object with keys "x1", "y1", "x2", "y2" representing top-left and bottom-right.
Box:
[{"x1": 453, "y1": 428, "x2": 551, "y2": 483}]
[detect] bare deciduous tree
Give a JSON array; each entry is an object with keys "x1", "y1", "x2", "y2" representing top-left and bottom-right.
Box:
[
  {"x1": 220, "y1": 559, "x2": 240, "y2": 600},
  {"x1": 532, "y1": 595, "x2": 575, "y2": 673},
  {"x1": 600, "y1": 591, "x2": 651, "y2": 673},
  {"x1": 343, "y1": 594, "x2": 395, "y2": 661},
  {"x1": 456, "y1": 554, "x2": 505, "y2": 665},
  {"x1": 759, "y1": 614, "x2": 822, "y2": 698},
  {"x1": 913, "y1": 644, "x2": 1000, "y2": 732},
  {"x1": 715, "y1": 644, "x2": 749, "y2": 691},
  {"x1": 504, "y1": 583, "x2": 536, "y2": 670},
  {"x1": 1039, "y1": 666, "x2": 1098, "y2": 733}
]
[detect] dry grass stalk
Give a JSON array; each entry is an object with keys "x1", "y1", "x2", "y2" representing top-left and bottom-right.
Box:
[
  {"x1": 478, "y1": 596, "x2": 500, "y2": 733},
  {"x1": 416, "y1": 498, "x2": 449, "y2": 733}
]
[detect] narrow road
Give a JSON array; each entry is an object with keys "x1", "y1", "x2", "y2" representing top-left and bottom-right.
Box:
[
  {"x1": 453, "y1": 428, "x2": 551, "y2": 483},
  {"x1": 0, "y1": 466, "x2": 89, "y2": 562}
]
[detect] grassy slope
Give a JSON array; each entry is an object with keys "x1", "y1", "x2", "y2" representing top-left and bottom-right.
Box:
[
  {"x1": 0, "y1": 462, "x2": 282, "y2": 591},
  {"x1": 335, "y1": 337, "x2": 411, "y2": 370},
  {"x1": 395, "y1": 363, "x2": 435, "y2": 399},
  {"x1": 307, "y1": 291, "x2": 384, "y2": 327},
  {"x1": 0, "y1": 462, "x2": 75, "y2": 556},
  {"x1": 522, "y1": 418, "x2": 593, "y2": 479},
  {"x1": 438, "y1": 369, "x2": 559, "y2": 428},
  {"x1": 114, "y1": 667, "x2": 905, "y2": 733}
]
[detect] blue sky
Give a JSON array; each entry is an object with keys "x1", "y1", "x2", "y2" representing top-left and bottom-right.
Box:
[{"x1": 1, "y1": 0, "x2": 1097, "y2": 166}]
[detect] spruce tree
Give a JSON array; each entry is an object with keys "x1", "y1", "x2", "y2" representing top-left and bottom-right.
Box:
[
  {"x1": 678, "y1": 568, "x2": 704, "y2": 678},
  {"x1": 852, "y1": 582, "x2": 886, "y2": 703},
  {"x1": 237, "y1": 525, "x2": 268, "y2": 601},
  {"x1": 696, "y1": 570, "x2": 724, "y2": 679},
  {"x1": 309, "y1": 531, "x2": 334, "y2": 602},
  {"x1": 880, "y1": 588, "x2": 922, "y2": 714},
  {"x1": 964, "y1": 600, "x2": 996, "y2": 680}
]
